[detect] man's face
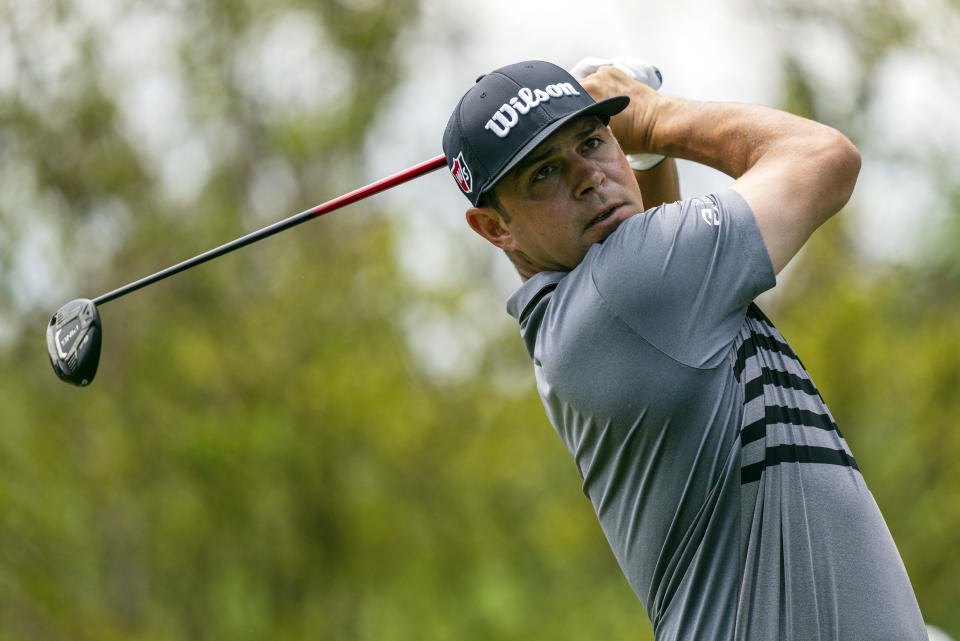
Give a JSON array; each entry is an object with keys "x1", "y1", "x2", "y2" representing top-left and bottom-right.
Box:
[{"x1": 471, "y1": 115, "x2": 644, "y2": 273}]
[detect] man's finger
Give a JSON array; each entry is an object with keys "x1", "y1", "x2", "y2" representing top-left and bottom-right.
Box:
[
  {"x1": 571, "y1": 56, "x2": 666, "y2": 170},
  {"x1": 570, "y1": 56, "x2": 613, "y2": 80},
  {"x1": 610, "y1": 56, "x2": 662, "y2": 90},
  {"x1": 570, "y1": 56, "x2": 663, "y2": 91}
]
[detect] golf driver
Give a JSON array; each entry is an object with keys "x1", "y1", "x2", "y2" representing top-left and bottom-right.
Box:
[{"x1": 47, "y1": 154, "x2": 448, "y2": 386}]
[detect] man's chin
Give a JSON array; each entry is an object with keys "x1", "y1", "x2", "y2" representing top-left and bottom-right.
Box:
[{"x1": 592, "y1": 209, "x2": 636, "y2": 243}]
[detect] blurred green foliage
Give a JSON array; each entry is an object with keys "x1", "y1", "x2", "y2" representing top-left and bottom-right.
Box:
[
  {"x1": 0, "y1": 0, "x2": 957, "y2": 639},
  {"x1": 0, "y1": 0, "x2": 650, "y2": 638},
  {"x1": 1, "y1": 222, "x2": 649, "y2": 639}
]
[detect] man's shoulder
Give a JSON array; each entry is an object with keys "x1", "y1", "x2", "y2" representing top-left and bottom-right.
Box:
[{"x1": 596, "y1": 190, "x2": 756, "y2": 253}]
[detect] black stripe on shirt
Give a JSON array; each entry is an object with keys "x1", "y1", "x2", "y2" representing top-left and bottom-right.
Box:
[
  {"x1": 739, "y1": 405, "x2": 839, "y2": 445},
  {"x1": 733, "y1": 335, "x2": 801, "y2": 380},
  {"x1": 751, "y1": 330, "x2": 802, "y2": 364},
  {"x1": 740, "y1": 418, "x2": 766, "y2": 445},
  {"x1": 743, "y1": 377, "x2": 765, "y2": 403},
  {"x1": 746, "y1": 305, "x2": 789, "y2": 340},
  {"x1": 745, "y1": 303, "x2": 769, "y2": 324},
  {"x1": 742, "y1": 368, "x2": 820, "y2": 404},
  {"x1": 766, "y1": 404, "x2": 837, "y2": 432},
  {"x1": 740, "y1": 445, "x2": 860, "y2": 484},
  {"x1": 763, "y1": 367, "x2": 819, "y2": 396}
]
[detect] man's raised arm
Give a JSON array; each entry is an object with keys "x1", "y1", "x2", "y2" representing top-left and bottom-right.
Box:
[{"x1": 582, "y1": 67, "x2": 861, "y2": 274}]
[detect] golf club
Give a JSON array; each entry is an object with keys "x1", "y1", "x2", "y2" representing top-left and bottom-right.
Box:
[{"x1": 47, "y1": 154, "x2": 448, "y2": 386}]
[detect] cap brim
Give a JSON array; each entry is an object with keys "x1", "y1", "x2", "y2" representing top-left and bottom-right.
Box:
[{"x1": 482, "y1": 94, "x2": 630, "y2": 197}]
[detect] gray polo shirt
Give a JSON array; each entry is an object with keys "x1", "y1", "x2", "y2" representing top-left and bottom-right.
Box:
[{"x1": 506, "y1": 190, "x2": 927, "y2": 640}]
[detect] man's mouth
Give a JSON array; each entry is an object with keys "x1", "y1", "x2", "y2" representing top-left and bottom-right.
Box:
[{"x1": 586, "y1": 205, "x2": 619, "y2": 229}]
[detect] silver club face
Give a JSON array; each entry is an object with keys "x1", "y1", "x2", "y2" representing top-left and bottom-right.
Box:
[{"x1": 47, "y1": 298, "x2": 101, "y2": 386}]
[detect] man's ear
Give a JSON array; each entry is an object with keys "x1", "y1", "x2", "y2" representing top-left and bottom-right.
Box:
[{"x1": 466, "y1": 206, "x2": 517, "y2": 250}]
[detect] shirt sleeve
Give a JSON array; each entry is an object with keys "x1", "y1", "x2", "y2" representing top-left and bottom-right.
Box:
[{"x1": 590, "y1": 189, "x2": 776, "y2": 368}]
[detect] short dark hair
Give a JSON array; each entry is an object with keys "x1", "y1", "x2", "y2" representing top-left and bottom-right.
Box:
[{"x1": 478, "y1": 188, "x2": 511, "y2": 223}]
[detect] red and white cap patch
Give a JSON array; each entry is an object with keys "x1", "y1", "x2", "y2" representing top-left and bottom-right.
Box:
[{"x1": 451, "y1": 152, "x2": 472, "y2": 194}]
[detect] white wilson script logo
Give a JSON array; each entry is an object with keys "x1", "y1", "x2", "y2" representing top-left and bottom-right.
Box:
[{"x1": 485, "y1": 83, "x2": 581, "y2": 138}]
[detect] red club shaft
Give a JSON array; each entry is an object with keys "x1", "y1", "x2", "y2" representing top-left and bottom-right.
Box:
[
  {"x1": 93, "y1": 155, "x2": 448, "y2": 306},
  {"x1": 304, "y1": 154, "x2": 447, "y2": 218}
]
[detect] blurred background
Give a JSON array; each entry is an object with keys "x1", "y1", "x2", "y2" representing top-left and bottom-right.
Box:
[{"x1": 1, "y1": 0, "x2": 958, "y2": 638}]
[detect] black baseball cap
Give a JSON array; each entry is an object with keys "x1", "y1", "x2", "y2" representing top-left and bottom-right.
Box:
[{"x1": 442, "y1": 60, "x2": 630, "y2": 206}]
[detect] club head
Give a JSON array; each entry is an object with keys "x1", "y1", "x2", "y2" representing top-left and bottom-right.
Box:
[{"x1": 47, "y1": 298, "x2": 102, "y2": 386}]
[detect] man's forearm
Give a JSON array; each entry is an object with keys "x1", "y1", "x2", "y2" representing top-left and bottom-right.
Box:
[
  {"x1": 642, "y1": 96, "x2": 838, "y2": 181},
  {"x1": 587, "y1": 67, "x2": 853, "y2": 187}
]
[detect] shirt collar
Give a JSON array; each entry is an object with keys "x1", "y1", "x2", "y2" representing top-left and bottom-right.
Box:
[{"x1": 506, "y1": 270, "x2": 566, "y2": 321}]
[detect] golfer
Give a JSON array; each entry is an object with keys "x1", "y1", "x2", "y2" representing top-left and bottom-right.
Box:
[{"x1": 443, "y1": 59, "x2": 928, "y2": 640}]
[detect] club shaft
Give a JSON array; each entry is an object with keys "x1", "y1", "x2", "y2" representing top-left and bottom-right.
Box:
[{"x1": 92, "y1": 154, "x2": 448, "y2": 306}]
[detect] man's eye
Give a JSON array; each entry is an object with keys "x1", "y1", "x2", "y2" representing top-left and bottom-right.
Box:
[
  {"x1": 583, "y1": 136, "x2": 603, "y2": 151},
  {"x1": 532, "y1": 165, "x2": 556, "y2": 182}
]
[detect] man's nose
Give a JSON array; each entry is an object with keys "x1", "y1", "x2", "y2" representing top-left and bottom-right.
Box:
[{"x1": 572, "y1": 158, "x2": 604, "y2": 198}]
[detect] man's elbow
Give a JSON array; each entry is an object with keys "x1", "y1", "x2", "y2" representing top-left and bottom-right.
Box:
[{"x1": 819, "y1": 131, "x2": 861, "y2": 217}]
